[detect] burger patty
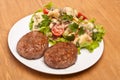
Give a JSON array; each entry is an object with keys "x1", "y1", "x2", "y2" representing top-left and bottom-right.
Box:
[
  {"x1": 17, "y1": 31, "x2": 48, "y2": 59},
  {"x1": 44, "y1": 42, "x2": 78, "y2": 69}
]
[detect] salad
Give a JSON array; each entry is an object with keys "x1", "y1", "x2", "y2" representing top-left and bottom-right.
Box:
[{"x1": 29, "y1": 2, "x2": 105, "y2": 53}]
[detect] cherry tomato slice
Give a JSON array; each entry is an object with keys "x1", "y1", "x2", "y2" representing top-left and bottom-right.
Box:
[
  {"x1": 51, "y1": 24, "x2": 64, "y2": 36},
  {"x1": 77, "y1": 12, "x2": 87, "y2": 20},
  {"x1": 43, "y1": 8, "x2": 49, "y2": 14}
]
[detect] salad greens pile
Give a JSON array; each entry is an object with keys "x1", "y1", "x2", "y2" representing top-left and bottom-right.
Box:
[{"x1": 29, "y1": 2, "x2": 105, "y2": 53}]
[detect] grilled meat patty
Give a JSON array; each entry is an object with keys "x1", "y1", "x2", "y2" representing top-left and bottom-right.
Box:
[
  {"x1": 17, "y1": 31, "x2": 48, "y2": 59},
  {"x1": 44, "y1": 42, "x2": 78, "y2": 69}
]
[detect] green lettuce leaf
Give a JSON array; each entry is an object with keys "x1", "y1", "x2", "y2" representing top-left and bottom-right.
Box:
[
  {"x1": 92, "y1": 24, "x2": 105, "y2": 42},
  {"x1": 49, "y1": 37, "x2": 68, "y2": 46},
  {"x1": 86, "y1": 41, "x2": 99, "y2": 52},
  {"x1": 89, "y1": 18, "x2": 96, "y2": 23},
  {"x1": 44, "y1": 2, "x2": 53, "y2": 10},
  {"x1": 38, "y1": 26, "x2": 50, "y2": 35},
  {"x1": 80, "y1": 41, "x2": 99, "y2": 52},
  {"x1": 29, "y1": 15, "x2": 34, "y2": 30},
  {"x1": 35, "y1": 9, "x2": 42, "y2": 13}
]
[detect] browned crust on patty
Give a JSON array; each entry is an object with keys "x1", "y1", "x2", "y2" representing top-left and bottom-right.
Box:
[
  {"x1": 17, "y1": 31, "x2": 48, "y2": 59},
  {"x1": 44, "y1": 42, "x2": 78, "y2": 69}
]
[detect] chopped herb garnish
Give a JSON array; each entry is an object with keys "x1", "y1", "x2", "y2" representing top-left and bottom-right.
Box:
[
  {"x1": 38, "y1": 19, "x2": 51, "y2": 27},
  {"x1": 78, "y1": 27, "x2": 85, "y2": 35},
  {"x1": 60, "y1": 13, "x2": 73, "y2": 21},
  {"x1": 37, "y1": 14, "x2": 51, "y2": 28},
  {"x1": 64, "y1": 34, "x2": 75, "y2": 41},
  {"x1": 68, "y1": 22, "x2": 79, "y2": 32},
  {"x1": 42, "y1": 15, "x2": 49, "y2": 20}
]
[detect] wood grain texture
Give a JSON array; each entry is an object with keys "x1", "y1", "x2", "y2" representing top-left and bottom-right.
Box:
[{"x1": 0, "y1": 0, "x2": 120, "y2": 80}]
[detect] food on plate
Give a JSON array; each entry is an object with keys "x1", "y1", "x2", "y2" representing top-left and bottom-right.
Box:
[
  {"x1": 44, "y1": 42, "x2": 78, "y2": 69},
  {"x1": 29, "y1": 2, "x2": 105, "y2": 53},
  {"x1": 16, "y1": 31, "x2": 48, "y2": 59}
]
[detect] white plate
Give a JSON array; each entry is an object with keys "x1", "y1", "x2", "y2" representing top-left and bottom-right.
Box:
[{"x1": 8, "y1": 15, "x2": 104, "y2": 75}]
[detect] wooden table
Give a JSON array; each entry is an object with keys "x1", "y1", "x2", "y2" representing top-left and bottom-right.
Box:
[{"x1": 0, "y1": 0, "x2": 120, "y2": 80}]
